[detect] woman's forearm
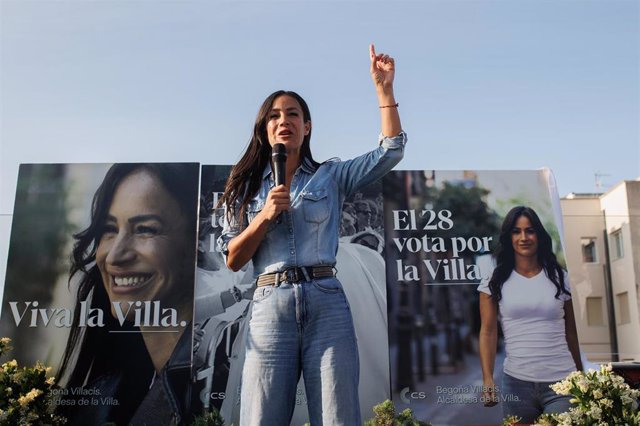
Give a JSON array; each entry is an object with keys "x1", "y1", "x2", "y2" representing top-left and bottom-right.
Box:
[
  {"x1": 479, "y1": 293, "x2": 498, "y2": 381},
  {"x1": 479, "y1": 326, "x2": 497, "y2": 380},
  {"x1": 226, "y1": 211, "x2": 271, "y2": 272},
  {"x1": 478, "y1": 292, "x2": 499, "y2": 406},
  {"x1": 564, "y1": 301, "x2": 584, "y2": 371},
  {"x1": 377, "y1": 88, "x2": 402, "y2": 137}
]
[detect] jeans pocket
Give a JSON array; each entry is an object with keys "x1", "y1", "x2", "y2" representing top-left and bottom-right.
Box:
[
  {"x1": 312, "y1": 278, "x2": 343, "y2": 294},
  {"x1": 252, "y1": 286, "x2": 275, "y2": 302}
]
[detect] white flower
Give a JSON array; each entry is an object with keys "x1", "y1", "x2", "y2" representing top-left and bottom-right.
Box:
[
  {"x1": 567, "y1": 370, "x2": 582, "y2": 380},
  {"x1": 621, "y1": 394, "x2": 634, "y2": 405},
  {"x1": 3, "y1": 359, "x2": 17, "y2": 369},
  {"x1": 599, "y1": 398, "x2": 613, "y2": 409},
  {"x1": 587, "y1": 406, "x2": 602, "y2": 419},
  {"x1": 551, "y1": 380, "x2": 572, "y2": 395},
  {"x1": 17, "y1": 388, "x2": 43, "y2": 406},
  {"x1": 556, "y1": 412, "x2": 572, "y2": 426},
  {"x1": 576, "y1": 376, "x2": 590, "y2": 393},
  {"x1": 612, "y1": 375, "x2": 625, "y2": 386}
]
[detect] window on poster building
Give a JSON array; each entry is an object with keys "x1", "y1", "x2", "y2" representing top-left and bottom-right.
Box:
[
  {"x1": 616, "y1": 292, "x2": 631, "y2": 325},
  {"x1": 586, "y1": 297, "x2": 604, "y2": 326},
  {"x1": 611, "y1": 230, "x2": 624, "y2": 260},
  {"x1": 581, "y1": 237, "x2": 597, "y2": 263}
]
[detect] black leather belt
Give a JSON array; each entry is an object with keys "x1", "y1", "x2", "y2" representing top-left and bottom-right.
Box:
[{"x1": 256, "y1": 266, "x2": 336, "y2": 287}]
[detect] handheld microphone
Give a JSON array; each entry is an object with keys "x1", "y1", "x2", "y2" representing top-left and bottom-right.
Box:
[
  {"x1": 272, "y1": 143, "x2": 287, "y2": 225},
  {"x1": 272, "y1": 143, "x2": 287, "y2": 187}
]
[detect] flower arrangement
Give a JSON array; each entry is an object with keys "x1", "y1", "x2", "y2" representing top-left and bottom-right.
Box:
[
  {"x1": 502, "y1": 414, "x2": 521, "y2": 426},
  {"x1": 191, "y1": 409, "x2": 225, "y2": 426},
  {"x1": 532, "y1": 364, "x2": 640, "y2": 426},
  {"x1": 363, "y1": 399, "x2": 431, "y2": 426},
  {"x1": 0, "y1": 338, "x2": 65, "y2": 425},
  {"x1": 301, "y1": 399, "x2": 431, "y2": 426}
]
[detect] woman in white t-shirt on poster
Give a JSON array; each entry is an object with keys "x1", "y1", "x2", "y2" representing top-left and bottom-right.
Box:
[{"x1": 478, "y1": 206, "x2": 583, "y2": 423}]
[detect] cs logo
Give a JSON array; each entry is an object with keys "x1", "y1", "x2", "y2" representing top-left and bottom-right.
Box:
[
  {"x1": 200, "y1": 390, "x2": 226, "y2": 403},
  {"x1": 400, "y1": 387, "x2": 426, "y2": 404}
]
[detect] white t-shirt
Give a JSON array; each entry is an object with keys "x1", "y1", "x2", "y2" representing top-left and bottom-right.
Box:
[{"x1": 477, "y1": 269, "x2": 576, "y2": 382}]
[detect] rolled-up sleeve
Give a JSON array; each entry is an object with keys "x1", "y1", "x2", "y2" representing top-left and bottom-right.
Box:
[
  {"x1": 216, "y1": 201, "x2": 245, "y2": 261},
  {"x1": 379, "y1": 131, "x2": 408, "y2": 150},
  {"x1": 477, "y1": 278, "x2": 491, "y2": 295},
  {"x1": 330, "y1": 131, "x2": 407, "y2": 196}
]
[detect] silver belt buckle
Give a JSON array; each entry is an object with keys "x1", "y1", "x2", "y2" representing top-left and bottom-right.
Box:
[{"x1": 285, "y1": 268, "x2": 299, "y2": 283}]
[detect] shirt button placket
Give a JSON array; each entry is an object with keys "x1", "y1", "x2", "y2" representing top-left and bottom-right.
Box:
[
  {"x1": 288, "y1": 212, "x2": 296, "y2": 265},
  {"x1": 288, "y1": 176, "x2": 297, "y2": 266}
]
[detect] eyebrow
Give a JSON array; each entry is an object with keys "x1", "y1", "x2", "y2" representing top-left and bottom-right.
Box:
[{"x1": 105, "y1": 214, "x2": 165, "y2": 224}]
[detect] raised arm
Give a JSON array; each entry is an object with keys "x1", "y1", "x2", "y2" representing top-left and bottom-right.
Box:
[
  {"x1": 370, "y1": 44, "x2": 402, "y2": 137},
  {"x1": 479, "y1": 292, "x2": 499, "y2": 407}
]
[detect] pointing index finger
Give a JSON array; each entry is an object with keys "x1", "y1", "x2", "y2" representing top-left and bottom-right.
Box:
[{"x1": 369, "y1": 43, "x2": 376, "y2": 60}]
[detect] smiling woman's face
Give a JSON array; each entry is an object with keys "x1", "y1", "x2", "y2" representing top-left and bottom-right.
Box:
[
  {"x1": 511, "y1": 215, "x2": 539, "y2": 260},
  {"x1": 96, "y1": 169, "x2": 191, "y2": 319}
]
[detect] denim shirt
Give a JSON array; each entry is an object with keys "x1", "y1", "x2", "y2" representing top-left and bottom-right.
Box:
[{"x1": 218, "y1": 132, "x2": 407, "y2": 277}]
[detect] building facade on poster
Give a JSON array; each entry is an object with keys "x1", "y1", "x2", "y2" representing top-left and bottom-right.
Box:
[{"x1": 562, "y1": 178, "x2": 640, "y2": 362}]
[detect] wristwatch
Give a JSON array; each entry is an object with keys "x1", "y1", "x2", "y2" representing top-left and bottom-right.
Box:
[{"x1": 229, "y1": 286, "x2": 243, "y2": 303}]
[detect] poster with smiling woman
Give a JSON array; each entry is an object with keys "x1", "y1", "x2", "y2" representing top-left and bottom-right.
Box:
[
  {"x1": 0, "y1": 163, "x2": 201, "y2": 425},
  {"x1": 382, "y1": 169, "x2": 583, "y2": 425}
]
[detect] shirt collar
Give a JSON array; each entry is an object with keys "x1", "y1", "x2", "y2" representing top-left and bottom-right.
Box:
[
  {"x1": 262, "y1": 163, "x2": 272, "y2": 180},
  {"x1": 300, "y1": 157, "x2": 316, "y2": 174}
]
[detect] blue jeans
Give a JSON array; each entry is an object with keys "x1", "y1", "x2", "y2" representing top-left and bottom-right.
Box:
[
  {"x1": 240, "y1": 278, "x2": 361, "y2": 426},
  {"x1": 501, "y1": 372, "x2": 573, "y2": 423}
]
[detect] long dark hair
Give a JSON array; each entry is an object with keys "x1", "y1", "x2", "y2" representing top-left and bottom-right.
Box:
[
  {"x1": 57, "y1": 163, "x2": 199, "y2": 421},
  {"x1": 488, "y1": 206, "x2": 569, "y2": 303},
  {"x1": 218, "y1": 90, "x2": 320, "y2": 223}
]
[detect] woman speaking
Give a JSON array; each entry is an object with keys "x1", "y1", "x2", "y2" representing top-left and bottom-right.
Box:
[{"x1": 218, "y1": 44, "x2": 406, "y2": 425}]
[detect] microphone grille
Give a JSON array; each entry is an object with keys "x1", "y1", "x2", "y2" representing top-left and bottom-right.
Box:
[{"x1": 272, "y1": 143, "x2": 286, "y2": 156}]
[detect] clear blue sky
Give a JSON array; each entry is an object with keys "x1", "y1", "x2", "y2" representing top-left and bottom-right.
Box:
[{"x1": 1, "y1": 0, "x2": 638, "y2": 217}]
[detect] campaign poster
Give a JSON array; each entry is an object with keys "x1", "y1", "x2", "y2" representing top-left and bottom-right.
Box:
[
  {"x1": 194, "y1": 164, "x2": 391, "y2": 425},
  {"x1": 192, "y1": 165, "x2": 253, "y2": 424},
  {"x1": 383, "y1": 169, "x2": 572, "y2": 426},
  {"x1": 1, "y1": 163, "x2": 200, "y2": 425}
]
